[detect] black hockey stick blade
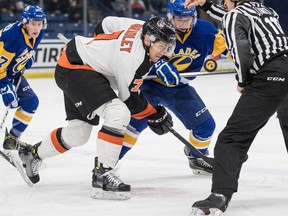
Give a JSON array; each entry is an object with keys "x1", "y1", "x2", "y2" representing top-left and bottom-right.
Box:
[{"x1": 168, "y1": 127, "x2": 214, "y2": 166}]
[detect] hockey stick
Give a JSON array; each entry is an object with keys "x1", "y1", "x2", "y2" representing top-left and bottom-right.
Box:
[
  {"x1": 0, "y1": 76, "x2": 23, "y2": 129},
  {"x1": 168, "y1": 127, "x2": 214, "y2": 166},
  {"x1": 146, "y1": 69, "x2": 235, "y2": 79},
  {"x1": 57, "y1": 33, "x2": 69, "y2": 44}
]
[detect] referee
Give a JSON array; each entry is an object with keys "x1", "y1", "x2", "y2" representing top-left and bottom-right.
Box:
[{"x1": 184, "y1": 0, "x2": 288, "y2": 215}]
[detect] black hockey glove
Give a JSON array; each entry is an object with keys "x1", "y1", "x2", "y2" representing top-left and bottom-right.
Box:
[{"x1": 147, "y1": 106, "x2": 173, "y2": 135}]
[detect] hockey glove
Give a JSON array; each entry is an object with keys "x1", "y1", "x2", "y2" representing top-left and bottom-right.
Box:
[
  {"x1": 150, "y1": 57, "x2": 181, "y2": 86},
  {"x1": 0, "y1": 82, "x2": 18, "y2": 108},
  {"x1": 147, "y1": 106, "x2": 173, "y2": 135}
]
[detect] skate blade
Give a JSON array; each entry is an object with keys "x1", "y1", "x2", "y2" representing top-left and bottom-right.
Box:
[
  {"x1": 2, "y1": 149, "x2": 46, "y2": 169},
  {"x1": 90, "y1": 187, "x2": 131, "y2": 200},
  {"x1": 9, "y1": 151, "x2": 34, "y2": 187},
  {"x1": 0, "y1": 149, "x2": 16, "y2": 166},
  {"x1": 192, "y1": 169, "x2": 212, "y2": 176},
  {"x1": 190, "y1": 207, "x2": 223, "y2": 216}
]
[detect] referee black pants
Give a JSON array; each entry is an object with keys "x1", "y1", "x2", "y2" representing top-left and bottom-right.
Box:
[
  {"x1": 212, "y1": 55, "x2": 288, "y2": 199},
  {"x1": 277, "y1": 94, "x2": 288, "y2": 152}
]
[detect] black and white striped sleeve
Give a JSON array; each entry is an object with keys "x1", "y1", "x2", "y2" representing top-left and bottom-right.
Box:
[
  {"x1": 222, "y1": 12, "x2": 255, "y2": 86},
  {"x1": 200, "y1": 1, "x2": 227, "y2": 22}
]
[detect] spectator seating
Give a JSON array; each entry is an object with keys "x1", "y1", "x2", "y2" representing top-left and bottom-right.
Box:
[{"x1": 0, "y1": 12, "x2": 95, "y2": 39}]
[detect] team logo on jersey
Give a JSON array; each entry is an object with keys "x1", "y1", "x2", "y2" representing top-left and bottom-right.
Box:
[
  {"x1": 170, "y1": 47, "x2": 201, "y2": 71},
  {"x1": 12, "y1": 49, "x2": 34, "y2": 74}
]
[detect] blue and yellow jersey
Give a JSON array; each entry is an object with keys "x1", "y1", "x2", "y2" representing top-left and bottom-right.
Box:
[
  {"x1": 0, "y1": 21, "x2": 44, "y2": 81},
  {"x1": 151, "y1": 18, "x2": 226, "y2": 86}
]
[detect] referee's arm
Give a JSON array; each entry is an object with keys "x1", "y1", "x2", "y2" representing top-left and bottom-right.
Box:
[{"x1": 223, "y1": 12, "x2": 255, "y2": 87}]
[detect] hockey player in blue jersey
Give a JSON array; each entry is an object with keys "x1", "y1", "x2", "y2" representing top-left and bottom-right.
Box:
[
  {"x1": 119, "y1": 0, "x2": 227, "y2": 175},
  {"x1": 0, "y1": 5, "x2": 46, "y2": 150}
]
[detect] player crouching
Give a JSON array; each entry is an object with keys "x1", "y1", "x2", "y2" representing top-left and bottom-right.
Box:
[{"x1": 15, "y1": 17, "x2": 176, "y2": 201}]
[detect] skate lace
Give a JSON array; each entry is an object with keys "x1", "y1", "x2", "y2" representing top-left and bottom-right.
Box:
[
  {"x1": 102, "y1": 165, "x2": 123, "y2": 187},
  {"x1": 30, "y1": 158, "x2": 41, "y2": 175},
  {"x1": 197, "y1": 158, "x2": 212, "y2": 168}
]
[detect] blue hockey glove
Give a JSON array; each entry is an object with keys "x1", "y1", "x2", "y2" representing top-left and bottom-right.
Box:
[
  {"x1": 151, "y1": 57, "x2": 181, "y2": 86},
  {"x1": 0, "y1": 82, "x2": 18, "y2": 108}
]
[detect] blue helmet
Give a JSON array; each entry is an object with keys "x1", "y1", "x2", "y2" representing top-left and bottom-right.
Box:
[
  {"x1": 166, "y1": 0, "x2": 197, "y2": 26},
  {"x1": 21, "y1": 5, "x2": 47, "y2": 29}
]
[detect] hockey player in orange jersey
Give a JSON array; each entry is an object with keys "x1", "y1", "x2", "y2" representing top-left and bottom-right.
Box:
[{"x1": 17, "y1": 17, "x2": 177, "y2": 200}]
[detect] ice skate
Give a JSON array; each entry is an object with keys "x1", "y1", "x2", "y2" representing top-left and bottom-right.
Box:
[
  {"x1": 91, "y1": 157, "x2": 131, "y2": 200},
  {"x1": 18, "y1": 143, "x2": 42, "y2": 184},
  {"x1": 190, "y1": 193, "x2": 230, "y2": 216},
  {"x1": 184, "y1": 146, "x2": 213, "y2": 175},
  {"x1": 3, "y1": 128, "x2": 19, "y2": 150}
]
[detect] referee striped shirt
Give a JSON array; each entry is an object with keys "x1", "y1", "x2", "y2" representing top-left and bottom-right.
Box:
[{"x1": 201, "y1": 1, "x2": 288, "y2": 85}]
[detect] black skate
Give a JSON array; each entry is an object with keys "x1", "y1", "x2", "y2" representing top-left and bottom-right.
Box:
[
  {"x1": 18, "y1": 143, "x2": 42, "y2": 184},
  {"x1": 184, "y1": 146, "x2": 213, "y2": 175},
  {"x1": 3, "y1": 128, "x2": 19, "y2": 150},
  {"x1": 91, "y1": 157, "x2": 131, "y2": 200},
  {"x1": 190, "y1": 193, "x2": 230, "y2": 216}
]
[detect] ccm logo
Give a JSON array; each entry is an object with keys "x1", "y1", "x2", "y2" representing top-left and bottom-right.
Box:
[
  {"x1": 267, "y1": 77, "x2": 285, "y2": 81},
  {"x1": 196, "y1": 107, "x2": 207, "y2": 117}
]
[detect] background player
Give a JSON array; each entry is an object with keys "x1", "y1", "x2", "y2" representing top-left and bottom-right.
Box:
[
  {"x1": 17, "y1": 17, "x2": 176, "y2": 200},
  {"x1": 99, "y1": 0, "x2": 227, "y2": 175},
  {"x1": 0, "y1": 5, "x2": 46, "y2": 150}
]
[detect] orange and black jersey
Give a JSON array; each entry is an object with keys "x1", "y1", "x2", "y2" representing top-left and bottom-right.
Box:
[{"x1": 58, "y1": 22, "x2": 156, "y2": 119}]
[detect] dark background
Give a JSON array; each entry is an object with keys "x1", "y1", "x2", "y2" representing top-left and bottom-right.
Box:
[{"x1": 264, "y1": 0, "x2": 288, "y2": 35}]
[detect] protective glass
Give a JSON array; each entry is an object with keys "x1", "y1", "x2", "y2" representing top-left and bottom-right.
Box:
[{"x1": 151, "y1": 40, "x2": 176, "y2": 57}]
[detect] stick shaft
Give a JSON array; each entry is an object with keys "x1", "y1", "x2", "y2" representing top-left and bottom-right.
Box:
[
  {"x1": 146, "y1": 69, "x2": 235, "y2": 79},
  {"x1": 168, "y1": 127, "x2": 214, "y2": 166},
  {"x1": 57, "y1": 33, "x2": 69, "y2": 44}
]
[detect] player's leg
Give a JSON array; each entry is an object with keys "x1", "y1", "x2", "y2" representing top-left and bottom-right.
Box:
[
  {"x1": 183, "y1": 117, "x2": 215, "y2": 175},
  {"x1": 91, "y1": 98, "x2": 131, "y2": 200},
  {"x1": 161, "y1": 84, "x2": 215, "y2": 175},
  {"x1": 19, "y1": 118, "x2": 93, "y2": 183},
  {"x1": 3, "y1": 77, "x2": 39, "y2": 149},
  {"x1": 119, "y1": 117, "x2": 148, "y2": 159},
  {"x1": 18, "y1": 67, "x2": 104, "y2": 184},
  {"x1": 119, "y1": 80, "x2": 162, "y2": 159},
  {"x1": 18, "y1": 91, "x2": 95, "y2": 184}
]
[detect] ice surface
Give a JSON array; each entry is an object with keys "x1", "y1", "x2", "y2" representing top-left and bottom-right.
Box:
[{"x1": 1, "y1": 74, "x2": 287, "y2": 216}]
